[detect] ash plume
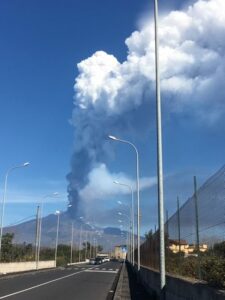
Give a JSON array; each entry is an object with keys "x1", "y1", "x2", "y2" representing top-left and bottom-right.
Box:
[{"x1": 67, "y1": 0, "x2": 225, "y2": 217}]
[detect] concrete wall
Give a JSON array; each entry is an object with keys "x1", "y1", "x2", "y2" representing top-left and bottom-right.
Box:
[
  {"x1": 0, "y1": 261, "x2": 55, "y2": 274},
  {"x1": 133, "y1": 264, "x2": 225, "y2": 300}
]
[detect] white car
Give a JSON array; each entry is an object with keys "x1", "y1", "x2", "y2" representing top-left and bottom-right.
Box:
[
  {"x1": 89, "y1": 258, "x2": 96, "y2": 265},
  {"x1": 104, "y1": 257, "x2": 110, "y2": 262}
]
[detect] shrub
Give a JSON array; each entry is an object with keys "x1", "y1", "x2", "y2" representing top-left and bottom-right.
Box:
[
  {"x1": 201, "y1": 256, "x2": 225, "y2": 288},
  {"x1": 56, "y1": 256, "x2": 67, "y2": 267},
  {"x1": 180, "y1": 256, "x2": 199, "y2": 278}
]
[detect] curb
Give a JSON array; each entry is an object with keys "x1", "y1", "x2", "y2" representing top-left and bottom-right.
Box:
[
  {"x1": 106, "y1": 262, "x2": 123, "y2": 300},
  {"x1": 113, "y1": 262, "x2": 130, "y2": 300}
]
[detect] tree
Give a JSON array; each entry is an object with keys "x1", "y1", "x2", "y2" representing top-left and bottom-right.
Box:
[
  {"x1": 82, "y1": 241, "x2": 90, "y2": 250},
  {"x1": 1, "y1": 233, "x2": 14, "y2": 262},
  {"x1": 213, "y1": 241, "x2": 225, "y2": 258},
  {"x1": 144, "y1": 230, "x2": 153, "y2": 241},
  {"x1": 97, "y1": 245, "x2": 103, "y2": 252}
]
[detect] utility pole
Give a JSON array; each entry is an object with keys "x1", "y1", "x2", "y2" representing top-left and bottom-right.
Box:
[
  {"x1": 35, "y1": 205, "x2": 40, "y2": 270},
  {"x1": 177, "y1": 197, "x2": 181, "y2": 270},
  {"x1": 166, "y1": 210, "x2": 169, "y2": 237},
  {"x1": 54, "y1": 211, "x2": 60, "y2": 267},
  {"x1": 85, "y1": 231, "x2": 87, "y2": 261},
  {"x1": 89, "y1": 232, "x2": 92, "y2": 259},
  {"x1": 194, "y1": 176, "x2": 201, "y2": 279},
  {"x1": 70, "y1": 222, "x2": 74, "y2": 265},
  {"x1": 79, "y1": 225, "x2": 82, "y2": 262},
  {"x1": 177, "y1": 197, "x2": 181, "y2": 252}
]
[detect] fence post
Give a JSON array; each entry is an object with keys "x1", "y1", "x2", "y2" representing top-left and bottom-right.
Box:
[
  {"x1": 35, "y1": 205, "x2": 40, "y2": 270},
  {"x1": 194, "y1": 176, "x2": 201, "y2": 279},
  {"x1": 177, "y1": 197, "x2": 181, "y2": 272}
]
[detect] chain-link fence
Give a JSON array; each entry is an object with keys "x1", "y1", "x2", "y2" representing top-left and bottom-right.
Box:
[{"x1": 139, "y1": 165, "x2": 225, "y2": 288}]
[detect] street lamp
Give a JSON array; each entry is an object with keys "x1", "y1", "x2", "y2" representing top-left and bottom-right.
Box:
[
  {"x1": 117, "y1": 213, "x2": 132, "y2": 263},
  {"x1": 0, "y1": 162, "x2": 30, "y2": 259},
  {"x1": 37, "y1": 192, "x2": 59, "y2": 269},
  {"x1": 54, "y1": 210, "x2": 60, "y2": 267},
  {"x1": 109, "y1": 134, "x2": 141, "y2": 271},
  {"x1": 83, "y1": 218, "x2": 99, "y2": 260},
  {"x1": 118, "y1": 219, "x2": 130, "y2": 261},
  {"x1": 78, "y1": 225, "x2": 83, "y2": 262},
  {"x1": 70, "y1": 222, "x2": 74, "y2": 265},
  {"x1": 154, "y1": 0, "x2": 166, "y2": 291},
  {"x1": 82, "y1": 219, "x2": 93, "y2": 260},
  {"x1": 114, "y1": 180, "x2": 135, "y2": 266},
  {"x1": 79, "y1": 217, "x2": 83, "y2": 262}
]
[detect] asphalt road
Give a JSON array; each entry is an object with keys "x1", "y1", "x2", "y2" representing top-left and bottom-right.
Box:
[{"x1": 0, "y1": 261, "x2": 121, "y2": 300}]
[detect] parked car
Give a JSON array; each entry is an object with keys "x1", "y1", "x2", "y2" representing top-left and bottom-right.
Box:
[
  {"x1": 98, "y1": 256, "x2": 110, "y2": 263},
  {"x1": 94, "y1": 257, "x2": 103, "y2": 265},
  {"x1": 89, "y1": 258, "x2": 96, "y2": 265},
  {"x1": 104, "y1": 257, "x2": 110, "y2": 262}
]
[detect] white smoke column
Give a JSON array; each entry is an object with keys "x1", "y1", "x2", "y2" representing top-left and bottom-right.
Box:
[
  {"x1": 67, "y1": 0, "x2": 225, "y2": 214},
  {"x1": 78, "y1": 164, "x2": 157, "y2": 217}
]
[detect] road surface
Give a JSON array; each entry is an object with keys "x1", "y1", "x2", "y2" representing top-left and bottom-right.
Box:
[{"x1": 0, "y1": 261, "x2": 121, "y2": 300}]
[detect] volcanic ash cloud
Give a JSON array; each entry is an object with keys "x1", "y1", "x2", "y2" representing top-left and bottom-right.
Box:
[{"x1": 67, "y1": 0, "x2": 225, "y2": 215}]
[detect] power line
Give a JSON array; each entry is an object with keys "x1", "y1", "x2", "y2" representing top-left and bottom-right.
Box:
[{"x1": 7, "y1": 215, "x2": 35, "y2": 227}]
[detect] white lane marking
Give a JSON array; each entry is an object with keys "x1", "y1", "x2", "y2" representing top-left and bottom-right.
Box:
[
  {"x1": 109, "y1": 269, "x2": 113, "y2": 271},
  {"x1": 0, "y1": 270, "x2": 85, "y2": 299},
  {"x1": 84, "y1": 269, "x2": 118, "y2": 274},
  {"x1": 102, "y1": 268, "x2": 106, "y2": 270}
]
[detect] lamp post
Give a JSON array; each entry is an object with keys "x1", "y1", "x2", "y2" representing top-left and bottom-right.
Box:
[
  {"x1": 0, "y1": 162, "x2": 30, "y2": 260},
  {"x1": 79, "y1": 224, "x2": 83, "y2": 262},
  {"x1": 108, "y1": 135, "x2": 140, "y2": 270},
  {"x1": 54, "y1": 210, "x2": 60, "y2": 267},
  {"x1": 84, "y1": 221, "x2": 92, "y2": 259},
  {"x1": 154, "y1": 0, "x2": 166, "y2": 291},
  {"x1": 118, "y1": 213, "x2": 132, "y2": 263},
  {"x1": 85, "y1": 230, "x2": 88, "y2": 261},
  {"x1": 118, "y1": 219, "x2": 131, "y2": 262},
  {"x1": 84, "y1": 219, "x2": 99, "y2": 259},
  {"x1": 37, "y1": 192, "x2": 59, "y2": 269},
  {"x1": 35, "y1": 205, "x2": 41, "y2": 270},
  {"x1": 70, "y1": 222, "x2": 74, "y2": 265},
  {"x1": 114, "y1": 181, "x2": 134, "y2": 266},
  {"x1": 89, "y1": 231, "x2": 92, "y2": 258}
]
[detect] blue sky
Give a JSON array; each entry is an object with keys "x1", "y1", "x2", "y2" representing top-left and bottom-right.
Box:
[{"x1": 1, "y1": 0, "x2": 225, "y2": 234}]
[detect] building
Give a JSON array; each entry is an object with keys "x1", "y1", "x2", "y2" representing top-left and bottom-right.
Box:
[
  {"x1": 114, "y1": 245, "x2": 127, "y2": 260},
  {"x1": 168, "y1": 239, "x2": 208, "y2": 255}
]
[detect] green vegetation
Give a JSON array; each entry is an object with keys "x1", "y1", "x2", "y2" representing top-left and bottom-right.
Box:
[
  {"x1": 0, "y1": 232, "x2": 103, "y2": 267},
  {"x1": 166, "y1": 241, "x2": 225, "y2": 288},
  {"x1": 1, "y1": 233, "x2": 33, "y2": 262},
  {"x1": 141, "y1": 232, "x2": 225, "y2": 289}
]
